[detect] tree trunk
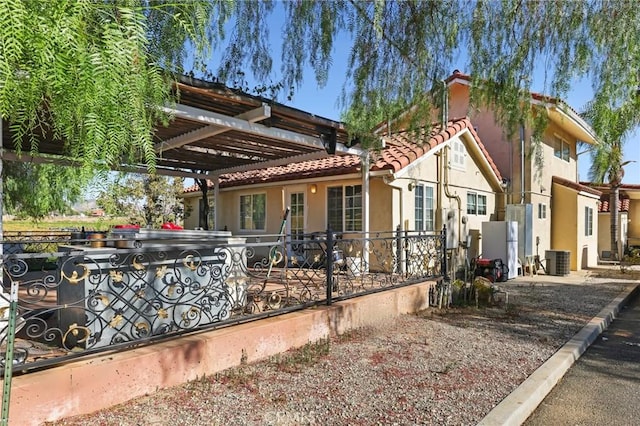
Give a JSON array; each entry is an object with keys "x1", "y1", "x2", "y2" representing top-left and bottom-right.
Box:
[
  {"x1": 610, "y1": 186, "x2": 619, "y2": 260},
  {"x1": 196, "y1": 179, "x2": 210, "y2": 230}
]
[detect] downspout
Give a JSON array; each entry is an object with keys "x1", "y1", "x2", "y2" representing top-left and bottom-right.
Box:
[
  {"x1": 441, "y1": 80, "x2": 461, "y2": 247},
  {"x1": 443, "y1": 145, "x2": 462, "y2": 245},
  {"x1": 520, "y1": 124, "x2": 525, "y2": 204}
]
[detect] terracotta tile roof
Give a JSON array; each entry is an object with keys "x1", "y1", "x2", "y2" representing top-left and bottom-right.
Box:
[
  {"x1": 552, "y1": 176, "x2": 602, "y2": 197},
  {"x1": 183, "y1": 154, "x2": 363, "y2": 193},
  {"x1": 598, "y1": 197, "x2": 630, "y2": 213},
  {"x1": 183, "y1": 117, "x2": 501, "y2": 192},
  {"x1": 378, "y1": 117, "x2": 502, "y2": 180}
]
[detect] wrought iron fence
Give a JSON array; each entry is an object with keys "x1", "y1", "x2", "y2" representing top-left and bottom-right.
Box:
[
  {"x1": 2, "y1": 230, "x2": 72, "y2": 255},
  {"x1": 0, "y1": 228, "x2": 446, "y2": 374}
]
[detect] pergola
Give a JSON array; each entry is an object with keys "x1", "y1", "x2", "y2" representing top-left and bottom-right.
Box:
[
  {"x1": 0, "y1": 75, "x2": 369, "y2": 230},
  {"x1": 1, "y1": 75, "x2": 364, "y2": 180}
]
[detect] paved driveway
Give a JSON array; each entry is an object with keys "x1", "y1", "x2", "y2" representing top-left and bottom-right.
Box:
[{"x1": 525, "y1": 291, "x2": 640, "y2": 425}]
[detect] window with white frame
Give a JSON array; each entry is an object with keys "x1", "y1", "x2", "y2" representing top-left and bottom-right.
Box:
[
  {"x1": 477, "y1": 194, "x2": 487, "y2": 215},
  {"x1": 585, "y1": 206, "x2": 593, "y2": 236},
  {"x1": 467, "y1": 192, "x2": 476, "y2": 215},
  {"x1": 467, "y1": 192, "x2": 487, "y2": 215},
  {"x1": 415, "y1": 184, "x2": 435, "y2": 231},
  {"x1": 553, "y1": 136, "x2": 570, "y2": 162},
  {"x1": 327, "y1": 185, "x2": 362, "y2": 232},
  {"x1": 240, "y1": 193, "x2": 266, "y2": 230},
  {"x1": 538, "y1": 202, "x2": 547, "y2": 219},
  {"x1": 449, "y1": 139, "x2": 466, "y2": 169}
]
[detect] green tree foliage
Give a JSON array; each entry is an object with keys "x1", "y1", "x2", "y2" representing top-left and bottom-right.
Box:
[
  {"x1": 0, "y1": 0, "x2": 216, "y2": 171},
  {"x1": 3, "y1": 1, "x2": 640, "y2": 187},
  {"x1": 1, "y1": 0, "x2": 218, "y2": 219},
  {"x1": 96, "y1": 173, "x2": 186, "y2": 228},
  {"x1": 4, "y1": 1, "x2": 640, "y2": 162},
  {"x1": 583, "y1": 95, "x2": 639, "y2": 259},
  {"x1": 2, "y1": 161, "x2": 91, "y2": 219}
]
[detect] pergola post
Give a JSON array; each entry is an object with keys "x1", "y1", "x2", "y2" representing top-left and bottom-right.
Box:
[
  {"x1": 213, "y1": 175, "x2": 220, "y2": 231},
  {"x1": 362, "y1": 152, "x2": 370, "y2": 272}
]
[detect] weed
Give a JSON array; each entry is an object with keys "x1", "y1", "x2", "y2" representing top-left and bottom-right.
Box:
[
  {"x1": 335, "y1": 327, "x2": 369, "y2": 343},
  {"x1": 270, "y1": 338, "x2": 330, "y2": 373},
  {"x1": 214, "y1": 367, "x2": 259, "y2": 392}
]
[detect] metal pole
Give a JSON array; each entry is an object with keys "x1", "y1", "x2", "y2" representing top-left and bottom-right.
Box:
[
  {"x1": 438, "y1": 225, "x2": 449, "y2": 308},
  {"x1": 442, "y1": 225, "x2": 448, "y2": 280},
  {"x1": 213, "y1": 175, "x2": 219, "y2": 231},
  {"x1": 325, "y1": 228, "x2": 333, "y2": 305},
  {"x1": 1, "y1": 281, "x2": 18, "y2": 425},
  {"x1": 1, "y1": 117, "x2": 4, "y2": 264},
  {"x1": 395, "y1": 225, "x2": 402, "y2": 275},
  {"x1": 361, "y1": 153, "x2": 370, "y2": 273},
  {"x1": 404, "y1": 227, "x2": 410, "y2": 278}
]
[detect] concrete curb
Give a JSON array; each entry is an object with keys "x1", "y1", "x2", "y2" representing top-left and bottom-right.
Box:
[{"x1": 478, "y1": 283, "x2": 640, "y2": 426}]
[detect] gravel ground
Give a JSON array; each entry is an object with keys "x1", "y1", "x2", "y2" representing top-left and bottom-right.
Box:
[{"x1": 46, "y1": 270, "x2": 637, "y2": 426}]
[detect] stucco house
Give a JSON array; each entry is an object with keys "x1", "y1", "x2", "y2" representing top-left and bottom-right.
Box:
[
  {"x1": 183, "y1": 117, "x2": 505, "y2": 274},
  {"x1": 550, "y1": 176, "x2": 602, "y2": 269},
  {"x1": 583, "y1": 182, "x2": 640, "y2": 258},
  {"x1": 434, "y1": 71, "x2": 601, "y2": 271}
]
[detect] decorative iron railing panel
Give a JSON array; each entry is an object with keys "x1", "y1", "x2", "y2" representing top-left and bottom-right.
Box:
[{"x1": 0, "y1": 228, "x2": 445, "y2": 373}]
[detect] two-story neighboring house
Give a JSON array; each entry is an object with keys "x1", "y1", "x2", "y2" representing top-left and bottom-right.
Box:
[{"x1": 442, "y1": 71, "x2": 601, "y2": 271}]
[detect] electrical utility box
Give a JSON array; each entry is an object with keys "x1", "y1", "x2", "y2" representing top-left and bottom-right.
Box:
[{"x1": 505, "y1": 204, "x2": 533, "y2": 261}]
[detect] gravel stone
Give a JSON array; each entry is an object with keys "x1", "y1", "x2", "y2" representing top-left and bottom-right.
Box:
[{"x1": 45, "y1": 272, "x2": 634, "y2": 426}]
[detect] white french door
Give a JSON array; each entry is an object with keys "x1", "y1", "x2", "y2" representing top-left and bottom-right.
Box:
[{"x1": 286, "y1": 188, "x2": 306, "y2": 261}]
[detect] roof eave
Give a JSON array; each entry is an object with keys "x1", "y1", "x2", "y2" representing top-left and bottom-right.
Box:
[{"x1": 534, "y1": 100, "x2": 599, "y2": 145}]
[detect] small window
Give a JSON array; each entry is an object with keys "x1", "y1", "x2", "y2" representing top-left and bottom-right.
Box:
[
  {"x1": 585, "y1": 206, "x2": 593, "y2": 236},
  {"x1": 477, "y1": 195, "x2": 487, "y2": 215},
  {"x1": 449, "y1": 139, "x2": 466, "y2": 169},
  {"x1": 467, "y1": 192, "x2": 487, "y2": 216},
  {"x1": 240, "y1": 193, "x2": 266, "y2": 231},
  {"x1": 553, "y1": 136, "x2": 570, "y2": 162},
  {"x1": 538, "y1": 203, "x2": 547, "y2": 219},
  {"x1": 467, "y1": 192, "x2": 477, "y2": 215}
]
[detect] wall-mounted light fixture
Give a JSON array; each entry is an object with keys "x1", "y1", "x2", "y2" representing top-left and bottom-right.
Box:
[{"x1": 310, "y1": 184, "x2": 317, "y2": 194}]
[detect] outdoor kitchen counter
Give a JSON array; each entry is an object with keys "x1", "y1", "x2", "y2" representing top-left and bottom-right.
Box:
[
  {"x1": 56, "y1": 230, "x2": 249, "y2": 349},
  {"x1": 109, "y1": 228, "x2": 234, "y2": 246}
]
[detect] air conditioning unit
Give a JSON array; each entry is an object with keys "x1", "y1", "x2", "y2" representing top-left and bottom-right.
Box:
[{"x1": 545, "y1": 250, "x2": 570, "y2": 276}]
